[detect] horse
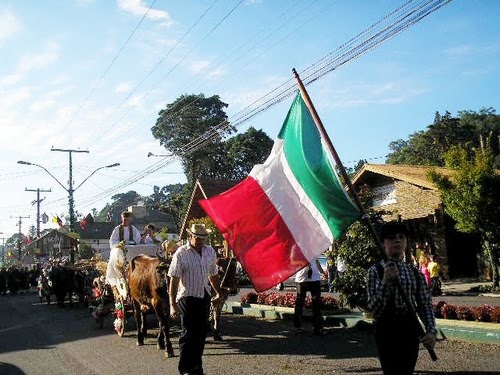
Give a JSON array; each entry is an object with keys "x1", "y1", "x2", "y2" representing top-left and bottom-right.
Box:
[
  {"x1": 209, "y1": 257, "x2": 238, "y2": 341},
  {"x1": 127, "y1": 254, "x2": 174, "y2": 358}
]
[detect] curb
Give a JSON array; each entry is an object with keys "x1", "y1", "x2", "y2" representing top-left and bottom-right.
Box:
[{"x1": 223, "y1": 301, "x2": 500, "y2": 345}]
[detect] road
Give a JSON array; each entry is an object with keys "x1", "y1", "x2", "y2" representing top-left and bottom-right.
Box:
[{"x1": 0, "y1": 293, "x2": 499, "y2": 375}]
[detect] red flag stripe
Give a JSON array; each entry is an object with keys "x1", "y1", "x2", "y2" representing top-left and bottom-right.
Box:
[{"x1": 200, "y1": 176, "x2": 308, "y2": 292}]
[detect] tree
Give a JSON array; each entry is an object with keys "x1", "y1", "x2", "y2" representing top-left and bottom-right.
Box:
[
  {"x1": 428, "y1": 146, "x2": 500, "y2": 287},
  {"x1": 144, "y1": 183, "x2": 188, "y2": 231},
  {"x1": 222, "y1": 127, "x2": 273, "y2": 180},
  {"x1": 96, "y1": 191, "x2": 143, "y2": 222},
  {"x1": 332, "y1": 219, "x2": 381, "y2": 309},
  {"x1": 152, "y1": 94, "x2": 235, "y2": 183},
  {"x1": 387, "y1": 109, "x2": 500, "y2": 166}
]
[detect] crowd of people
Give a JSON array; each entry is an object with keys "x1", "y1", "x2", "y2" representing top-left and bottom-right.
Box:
[{"x1": 0, "y1": 265, "x2": 39, "y2": 295}]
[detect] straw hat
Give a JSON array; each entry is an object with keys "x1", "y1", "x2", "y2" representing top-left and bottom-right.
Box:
[{"x1": 187, "y1": 223, "x2": 209, "y2": 238}]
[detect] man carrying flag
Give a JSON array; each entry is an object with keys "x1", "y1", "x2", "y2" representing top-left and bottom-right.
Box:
[{"x1": 200, "y1": 91, "x2": 360, "y2": 292}]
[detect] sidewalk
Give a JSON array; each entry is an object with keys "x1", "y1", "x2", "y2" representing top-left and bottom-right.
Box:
[
  {"x1": 223, "y1": 301, "x2": 500, "y2": 345},
  {"x1": 441, "y1": 278, "x2": 500, "y2": 297},
  {"x1": 227, "y1": 279, "x2": 500, "y2": 345}
]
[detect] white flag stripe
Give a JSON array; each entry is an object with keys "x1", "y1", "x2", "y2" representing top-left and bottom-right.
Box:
[{"x1": 250, "y1": 139, "x2": 333, "y2": 262}]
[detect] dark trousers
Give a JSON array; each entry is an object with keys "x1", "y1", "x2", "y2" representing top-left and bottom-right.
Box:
[
  {"x1": 374, "y1": 315, "x2": 420, "y2": 375},
  {"x1": 294, "y1": 281, "x2": 323, "y2": 332},
  {"x1": 177, "y1": 293, "x2": 211, "y2": 375}
]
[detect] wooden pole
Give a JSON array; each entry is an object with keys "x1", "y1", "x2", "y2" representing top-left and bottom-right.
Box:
[{"x1": 292, "y1": 68, "x2": 437, "y2": 361}]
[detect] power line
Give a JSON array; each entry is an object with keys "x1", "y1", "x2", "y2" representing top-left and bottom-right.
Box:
[
  {"x1": 11, "y1": 0, "x2": 453, "y2": 214},
  {"x1": 76, "y1": 0, "x2": 221, "y2": 150},
  {"x1": 59, "y1": 0, "x2": 159, "y2": 135},
  {"x1": 73, "y1": 0, "x2": 453, "y2": 211}
]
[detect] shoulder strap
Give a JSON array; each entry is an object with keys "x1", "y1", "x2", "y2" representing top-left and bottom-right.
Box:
[
  {"x1": 128, "y1": 225, "x2": 133, "y2": 241},
  {"x1": 119, "y1": 225, "x2": 124, "y2": 241},
  {"x1": 376, "y1": 262, "x2": 384, "y2": 280}
]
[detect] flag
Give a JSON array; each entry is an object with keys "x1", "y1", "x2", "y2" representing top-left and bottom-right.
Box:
[
  {"x1": 200, "y1": 92, "x2": 361, "y2": 291},
  {"x1": 52, "y1": 215, "x2": 67, "y2": 230},
  {"x1": 80, "y1": 217, "x2": 87, "y2": 230}
]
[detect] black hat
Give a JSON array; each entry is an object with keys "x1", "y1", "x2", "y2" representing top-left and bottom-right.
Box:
[{"x1": 379, "y1": 222, "x2": 409, "y2": 240}]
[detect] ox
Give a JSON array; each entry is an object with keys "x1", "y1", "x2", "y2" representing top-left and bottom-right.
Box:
[
  {"x1": 209, "y1": 257, "x2": 238, "y2": 341},
  {"x1": 128, "y1": 254, "x2": 174, "y2": 358},
  {"x1": 49, "y1": 266, "x2": 75, "y2": 307}
]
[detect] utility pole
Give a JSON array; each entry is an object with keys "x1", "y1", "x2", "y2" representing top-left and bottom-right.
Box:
[
  {"x1": 51, "y1": 148, "x2": 89, "y2": 232},
  {"x1": 12, "y1": 216, "x2": 30, "y2": 261},
  {"x1": 25, "y1": 187, "x2": 51, "y2": 237}
]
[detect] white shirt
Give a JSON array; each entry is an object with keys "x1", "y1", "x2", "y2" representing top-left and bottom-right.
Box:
[
  {"x1": 167, "y1": 243, "x2": 218, "y2": 302},
  {"x1": 336, "y1": 258, "x2": 346, "y2": 273},
  {"x1": 295, "y1": 259, "x2": 321, "y2": 283},
  {"x1": 109, "y1": 224, "x2": 142, "y2": 248},
  {"x1": 105, "y1": 246, "x2": 126, "y2": 287}
]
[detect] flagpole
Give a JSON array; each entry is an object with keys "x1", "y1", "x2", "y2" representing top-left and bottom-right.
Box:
[
  {"x1": 292, "y1": 68, "x2": 438, "y2": 361},
  {"x1": 292, "y1": 69, "x2": 382, "y2": 245}
]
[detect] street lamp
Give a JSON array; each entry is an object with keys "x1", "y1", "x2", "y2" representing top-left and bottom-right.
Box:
[{"x1": 17, "y1": 160, "x2": 120, "y2": 261}]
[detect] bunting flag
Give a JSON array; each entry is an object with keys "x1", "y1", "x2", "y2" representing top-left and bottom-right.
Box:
[
  {"x1": 52, "y1": 215, "x2": 67, "y2": 231},
  {"x1": 81, "y1": 213, "x2": 94, "y2": 230},
  {"x1": 200, "y1": 92, "x2": 361, "y2": 291}
]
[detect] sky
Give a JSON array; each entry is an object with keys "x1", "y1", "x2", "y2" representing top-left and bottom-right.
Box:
[{"x1": 0, "y1": 0, "x2": 499, "y2": 239}]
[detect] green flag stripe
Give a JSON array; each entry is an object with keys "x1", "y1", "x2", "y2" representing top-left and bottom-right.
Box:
[{"x1": 278, "y1": 93, "x2": 360, "y2": 239}]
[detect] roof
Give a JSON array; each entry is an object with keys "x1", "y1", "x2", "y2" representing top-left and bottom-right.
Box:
[
  {"x1": 75, "y1": 222, "x2": 116, "y2": 240},
  {"x1": 352, "y1": 163, "x2": 453, "y2": 190},
  {"x1": 33, "y1": 229, "x2": 73, "y2": 243},
  {"x1": 179, "y1": 179, "x2": 240, "y2": 238}
]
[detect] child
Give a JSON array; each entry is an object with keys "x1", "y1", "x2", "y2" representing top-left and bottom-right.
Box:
[
  {"x1": 428, "y1": 255, "x2": 442, "y2": 296},
  {"x1": 419, "y1": 254, "x2": 431, "y2": 288}
]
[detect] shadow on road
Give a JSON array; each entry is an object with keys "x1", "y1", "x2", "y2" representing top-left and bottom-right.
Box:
[
  {"x1": 0, "y1": 362, "x2": 26, "y2": 374},
  {"x1": 204, "y1": 315, "x2": 377, "y2": 360}
]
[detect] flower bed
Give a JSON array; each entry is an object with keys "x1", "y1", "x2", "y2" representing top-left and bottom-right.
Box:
[
  {"x1": 433, "y1": 301, "x2": 500, "y2": 323},
  {"x1": 241, "y1": 293, "x2": 500, "y2": 323},
  {"x1": 241, "y1": 291, "x2": 339, "y2": 311}
]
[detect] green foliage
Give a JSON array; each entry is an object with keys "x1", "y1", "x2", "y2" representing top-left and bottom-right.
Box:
[
  {"x1": 428, "y1": 146, "x2": 500, "y2": 286},
  {"x1": 152, "y1": 93, "x2": 273, "y2": 183},
  {"x1": 223, "y1": 127, "x2": 273, "y2": 180},
  {"x1": 333, "y1": 219, "x2": 381, "y2": 309},
  {"x1": 187, "y1": 216, "x2": 224, "y2": 247},
  {"x1": 96, "y1": 191, "x2": 143, "y2": 222},
  {"x1": 144, "y1": 183, "x2": 188, "y2": 231},
  {"x1": 387, "y1": 108, "x2": 500, "y2": 166},
  {"x1": 152, "y1": 94, "x2": 234, "y2": 183},
  {"x1": 78, "y1": 242, "x2": 95, "y2": 260}
]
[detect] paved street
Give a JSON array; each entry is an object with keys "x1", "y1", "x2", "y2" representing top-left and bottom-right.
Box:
[{"x1": 1, "y1": 293, "x2": 499, "y2": 375}]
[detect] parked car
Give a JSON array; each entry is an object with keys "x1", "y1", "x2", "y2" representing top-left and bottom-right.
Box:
[{"x1": 275, "y1": 256, "x2": 329, "y2": 291}]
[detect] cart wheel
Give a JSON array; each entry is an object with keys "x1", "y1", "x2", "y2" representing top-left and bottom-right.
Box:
[{"x1": 115, "y1": 296, "x2": 126, "y2": 337}]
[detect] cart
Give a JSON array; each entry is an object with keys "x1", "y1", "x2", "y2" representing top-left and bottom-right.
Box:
[{"x1": 90, "y1": 244, "x2": 161, "y2": 336}]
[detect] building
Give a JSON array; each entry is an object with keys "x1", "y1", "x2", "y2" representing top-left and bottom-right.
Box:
[
  {"x1": 76, "y1": 205, "x2": 177, "y2": 260},
  {"x1": 28, "y1": 229, "x2": 76, "y2": 261},
  {"x1": 352, "y1": 163, "x2": 482, "y2": 278}
]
